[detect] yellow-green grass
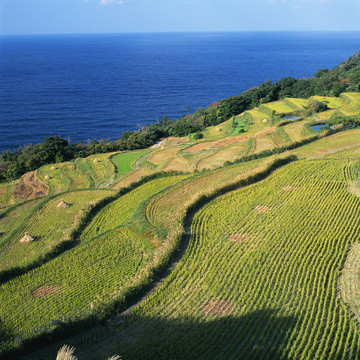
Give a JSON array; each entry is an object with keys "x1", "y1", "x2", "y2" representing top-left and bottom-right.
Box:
[
  {"x1": 244, "y1": 109, "x2": 271, "y2": 133},
  {"x1": 261, "y1": 100, "x2": 296, "y2": 115},
  {"x1": 293, "y1": 129, "x2": 360, "y2": 159},
  {"x1": 74, "y1": 153, "x2": 115, "y2": 188},
  {"x1": 323, "y1": 144, "x2": 360, "y2": 159},
  {"x1": 81, "y1": 158, "x2": 360, "y2": 360},
  {"x1": 202, "y1": 119, "x2": 234, "y2": 140},
  {"x1": 310, "y1": 96, "x2": 344, "y2": 108},
  {"x1": 80, "y1": 175, "x2": 188, "y2": 243},
  {"x1": 315, "y1": 109, "x2": 336, "y2": 120},
  {"x1": 147, "y1": 148, "x2": 179, "y2": 166},
  {"x1": 283, "y1": 120, "x2": 314, "y2": 143},
  {"x1": 285, "y1": 97, "x2": 309, "y2": 109},
  {"x1": 0, "y1": 182, "x2": 15, "y2": 207},
  {"x1": 265, "y1": 126, "x2": 292, "y2": 147},
  {"x1": 341, "y1": 92, "x2": 360, "y2": 104},
  {"x1": 338, "y1": 93, "x2": 360, "y2": 116},
  {"x1": 111, "y1": 151, "x2": 150, "y2": 179},
  {"x1": 0, "y1": 189, "x2": 113, "y2": 273},
  {"x1": 339, "y1": 104, "x2": 360, "y2": 116},
  {"x1": 0, "y1": 227, "x2": 150, "y2": 352}
]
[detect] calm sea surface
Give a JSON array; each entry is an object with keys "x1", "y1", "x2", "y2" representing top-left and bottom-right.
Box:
[{"x1": 1, "y1": 32, "x2": 360, "y2": 152}]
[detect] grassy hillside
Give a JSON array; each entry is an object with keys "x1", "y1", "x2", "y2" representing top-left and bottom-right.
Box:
[{"x1": 0, "y1": 92, "x2": 360, "y2": 359}]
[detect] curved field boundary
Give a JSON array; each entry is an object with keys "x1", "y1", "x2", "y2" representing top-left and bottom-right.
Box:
[
  {"x1": 110, "y1": 151, "x2": 150, "y2": 180},
  {"x1": 0, "y1": 157, "x2": 296, "y2": 359},
  {"x1": 94, "y1": 158, "x2": 360, "y2": 360},
  {"x1": 339, "y1": 243, "x2": 360, "y2": 328},
  {"x1": 0, "y1": 189, "x2": 114, "y2": 284}
]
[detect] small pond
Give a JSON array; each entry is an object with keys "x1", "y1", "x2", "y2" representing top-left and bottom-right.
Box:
[
  {"x1": 283, "y1": 116, "x2": 299, "y2": 121},
  {"x1": 312, "y1": 124, "x2": 328, "y2": 132}
]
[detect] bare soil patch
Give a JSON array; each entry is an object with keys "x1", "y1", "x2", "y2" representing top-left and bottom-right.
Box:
[
  {"x1": 31, "y1": 285, "x2": 58, "y2": 298},
  {"x1": 202, "y1": 299, "x2": 234, "y2": 317},
  {"x1": 13, "y1": 171, "x2": 48, "y2": 201},
  {"x1": 227, "y1": 233, "x2": 248, "y2": 243},
  {"x1": 254, "y1": 205, "x2": 270, "y2": 213},
  {"x1": 282, "y1": 186, "x2": 298, "y2": 191}
]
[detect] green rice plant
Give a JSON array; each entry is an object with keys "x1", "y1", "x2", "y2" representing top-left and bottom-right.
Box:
[
  {"x1": 0, "y1": 227, "x2": 147, "y2": 351},
  {"x1": 110, "y1": 151, "x2": 149, "y2": 179},
  {"x1": 80, "y1": 175, "x2": 188, "y2": 242},
  {"x1": 83, "y1": 158, "x2": 360, "y2": 360}
]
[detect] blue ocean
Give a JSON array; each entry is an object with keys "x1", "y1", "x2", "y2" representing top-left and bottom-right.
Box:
[{"x1": 1, "y1": 32, "x2": 360, "y2": 152}]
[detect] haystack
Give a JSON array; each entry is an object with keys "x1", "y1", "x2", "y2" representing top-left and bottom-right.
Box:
[
  {"x1": 51, "y1": 166, "x2": 57, "y2": 170},
  {"x1": 44, "y1": 174, "x2": 51, "y2": 180},
  {"x1": 93, "y1": 158, "x2": 100, "y2": 163},
  {"x1": 57, "y1": 199, "x2": 70, "y2": 209},
  {"x1": 20, "y1": 232, "x2": 35, "y2": 243}
]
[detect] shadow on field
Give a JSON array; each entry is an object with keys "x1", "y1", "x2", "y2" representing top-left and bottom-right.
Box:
[
  {"x1": 0, "y1": 320, "x2": 14, "y2": 355},
  {"x1": 22, "y1": 309, "x2": 297, "y2": 360}
]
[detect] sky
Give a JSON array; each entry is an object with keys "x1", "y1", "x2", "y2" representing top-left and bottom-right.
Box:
[{"x1": 1, "y1": 0, "x2": 360, "y2": 35}]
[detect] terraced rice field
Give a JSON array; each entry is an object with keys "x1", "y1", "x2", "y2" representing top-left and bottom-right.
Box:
[
  {"x1": 261, "y1": 100, "x2": 296, "y2": 115},
  {"x1": 111, "y1": 151, "x2": 149, "y2": 178},
  {"x1": 265, "y1": 126, "x2": 292, "y2": 146},
  {"x1": 80, "y1": 175, "x2": 188, "y2": 243},
  {"x1": 285, "y1": 97, "x2": 309, "y2": 109},
  {"x1": 315, "y1": 109, "x2": 336, "y2": 120},
  {"x1": 162, "y1": 156, "x2": 191, "y2": 172},
  {"x1": 0, "y1": 199, "x2": 43, "y2": 243},
  {"x1": 293, "y1": 129, "x2": 360, "y2": 159},
  {"x1": 311, "y1": 96, "x2": 345, "y2": 108},
  {"x1": 283, "y1": 120, "x2": 313, "y2": 142},
  {"x1": 0, "y1": 189, "x2": 113, "y2": 273},
  {"x1": 76, "y1": 158, "x2": 360, "y2": 360},
  {"x1": 0, "y1": 227, "x2": 148, "y2": 351},
  {"x1": 1, "y1": 92, "x2": 360, "y2": 359},
  {"x1": 147, "y1": 148, "x2": 180, "y2": 166},
  {"x1": 195, "y1": 144, "x2": 248, "y2": 171}
]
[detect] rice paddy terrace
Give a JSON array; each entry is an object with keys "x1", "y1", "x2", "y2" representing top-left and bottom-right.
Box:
[{"x1": 1, "y1": 93, "x2": 360, "y2": 359}]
